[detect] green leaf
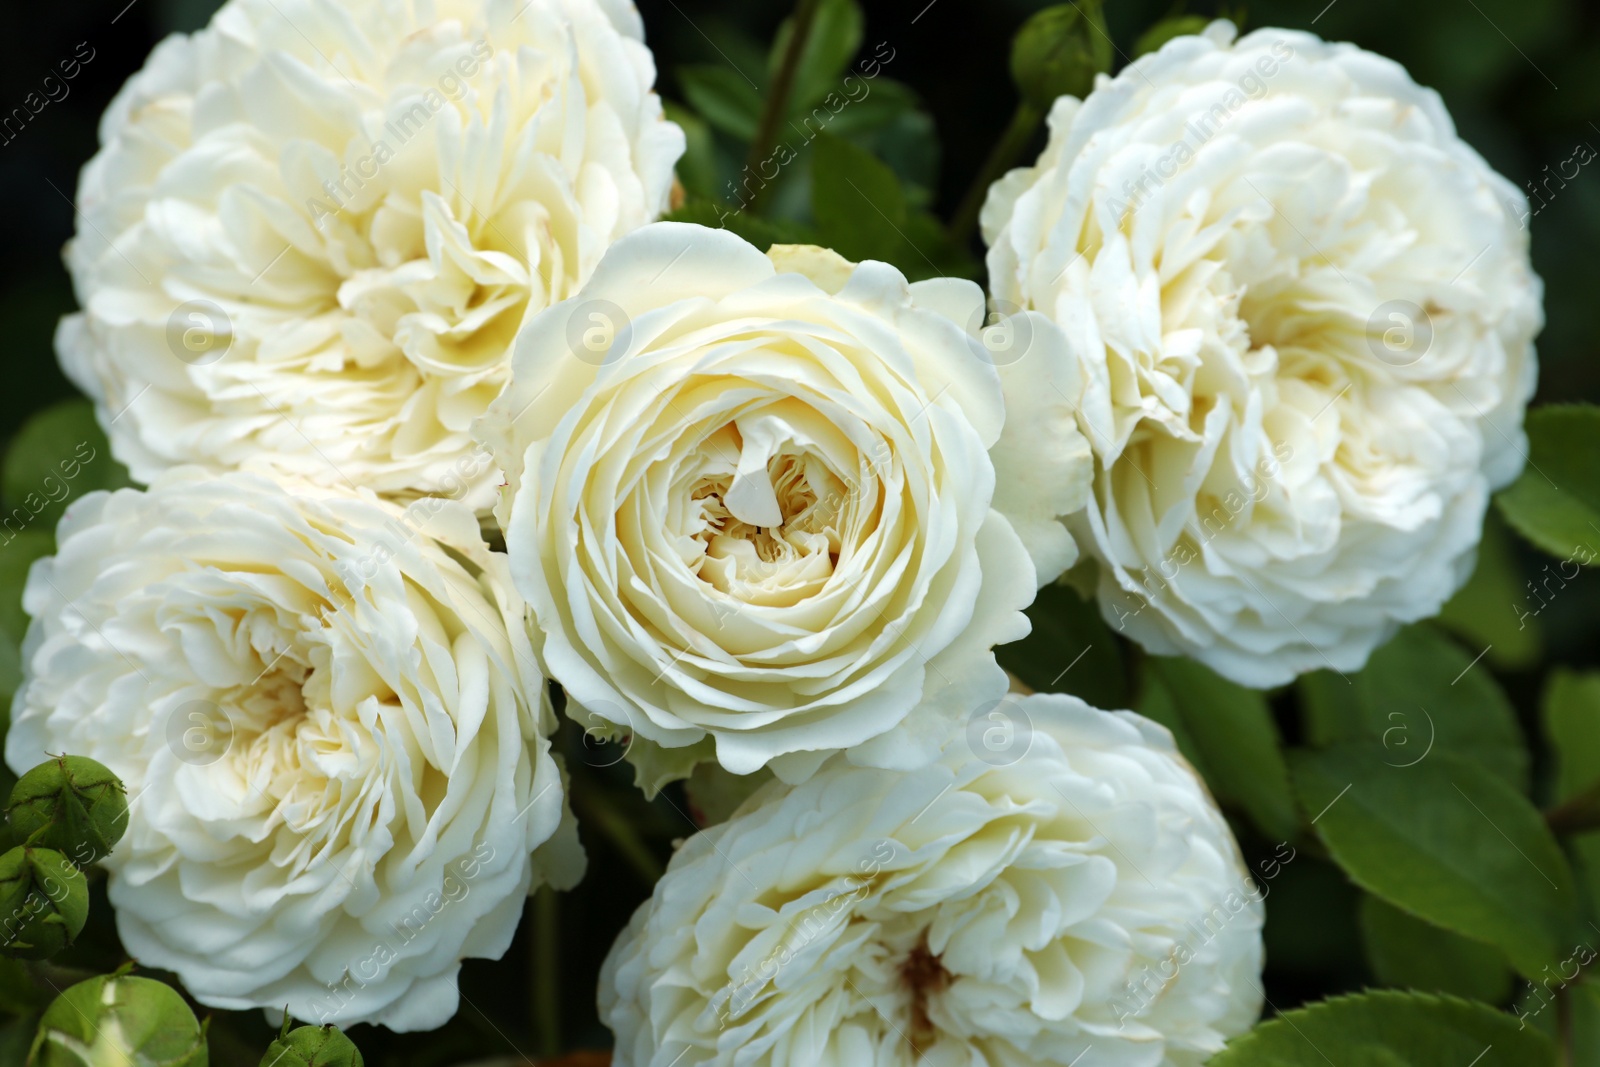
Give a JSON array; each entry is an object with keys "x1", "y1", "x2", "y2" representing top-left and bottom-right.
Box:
[
  {"x1": 818, "y1": 77, "x2": 920, "y2": 137},
  {"x1": 1, "y1": 398, "x2": 129, "y2": 533},
  {"x1": 769, "y1": 0, "x2": 865, "y2": 116},
  {"x1": 1297, "y1": 625, "x2": 1528, "y2": 792},
  {"x1": 1133, "y1": 14, "x2": 1213, "y2": 58},
  {"x1": 684, "y1": 762, "x2": 773, "y2": 827},
  {"x1": 808, "y1": 134, "x2": 972, "y2": 281},
  {"x1": 1293, "y1": 744, "x2": 1579, "y2": 979},
  {"x1": 660, "y1": 202, "x2": 819, "y2": 250},
  {"x1": 1496, "y1": 404, "x2": 1600, "y2": 563},
  {"x1": 1209, "y1": 989, "x2": 1556, "y2": 1066},
  {"x1": 1541, "y1": 669, "x2": 1600, "y2": 922},
  {"x1": 1360, "y1": 894, "x2": 1513, "y2": 1003},
  {"x1": 997, "y1": 582, "x2": 1127, "y2": 710},
  {"x1": 1140, "y1": 657, "x2": 1299, "y2": 843},
  {"x1": 663, "y1": 102, "x2": 720, "y2": 202},
  {"x1": 0, "y1": 1015, "x2": 33, "y2": 1065},
  {"x1": 1516, "y1": 979, "x2": 1600, "y2": 1065},
  {"x1": 0, "y1": 528, "x2": 50, "y2": 737},
  {"x1": 1543, "y1": 669, "x2": 1600, "y2": 802},
  {"x1": 0, "y1": 958, "x2": 48, "y2": 1016},
  {"x1": 851, "y1": 106, "x2": 940, "y2": 206},
  {"x1": 676, "y1": 64, "x2": 763, "y2": 141},
  {"x1": 897, "y1": 212, "x2": 978, "y2": 281},
  {"x1": 1436, "y1": 511, "x2": 1541, "y2": 670},
  {"x1": 0, "y1": 529, "x2": 52, "y2": 648},
  {"x1": 811, "y1": 132, "x2": 908, "y2": 263}
]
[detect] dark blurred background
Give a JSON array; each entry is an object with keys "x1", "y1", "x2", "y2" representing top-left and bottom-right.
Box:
[{"x1": 1, "y1": 0, "x2": 1596, "y2": 1061}]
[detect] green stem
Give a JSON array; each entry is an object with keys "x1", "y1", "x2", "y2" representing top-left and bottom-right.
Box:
[
  {"x1": 948, "y1": 100, "x2": 1045, "y2": 248},
  {"x1": 743, "y1": 0, "x2": 824, "y2": 212},
  {"x1": 1546, "y1": 779, "x2": 1600, "y2": 835},
  {"x1": 533, "y1": 886, "x2": 561, "y2": 1059},
  {"x1": 571, "y1": 785, "x2": 666, "y2": 884}
]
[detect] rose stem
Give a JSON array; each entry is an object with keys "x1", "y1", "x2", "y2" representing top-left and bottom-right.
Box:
[
  {"x1": 948, "y1": 100, "x2": 1044, "y2": 248},
  {"x1": 534, "y1": 885, "x2": 561, "y2": 1058},
  {"x1": 743, "y1": 0, "x2": 824, "y2": 213}
]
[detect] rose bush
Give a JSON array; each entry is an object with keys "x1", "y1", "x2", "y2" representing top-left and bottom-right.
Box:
[
  {"x1": 60, "y1": 0, "x2": 684, "y2": 509},
  {"x1": 477, "y1": 222, "x2": 1092, "y2": 785},
  {"x1": 4, "y1": 470, "x2": 582, "y2": 1030},
  {"x1": 983, "y1": 22, "x2": 1542, "y2": 686},
  {"x1": 601, "y1": 692, "x2": 1264, "y2": 1067}
]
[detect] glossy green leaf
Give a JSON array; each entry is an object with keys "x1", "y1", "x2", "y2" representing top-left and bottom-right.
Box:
[
  {"x1": 1496, "y1": 404, "x2": 1600, "y2": 563},
  {"x1": 1360, "y1": 895, "x2": 1513, "y2": 1003},
  {"x1": 1141, "y1": 657, "x2": 1299, "y2": 843},
  {"x1": 1209, "y1": 989, "x2": 1556, "y2": 1066},
  {"x1": 1297, "y1": 625, "x2": 1527, "y2": 792},
  {"x1": 1293, "y1": 745, "x2": 1579, "y2": 979}
]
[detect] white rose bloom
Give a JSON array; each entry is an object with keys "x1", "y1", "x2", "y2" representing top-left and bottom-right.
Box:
[
  {"x1": 478, "y1": 222, "x2": 1091, "y2": 785},
  {"x1": 61, "y1": 0, "x2": 683, "y2": 509},
  {"x1": 983, "y1": 22, "x2": 1542, "y2": 686},
  {"x1": 600, "y1": 692, "x2": 1264, "y2": 1067},
  {"x1": 4, "y1": 470, "x2": 583, "y2": 1031}
]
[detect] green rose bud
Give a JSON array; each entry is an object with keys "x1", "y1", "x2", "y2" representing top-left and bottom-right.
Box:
[
  {"x1": 7, "y1": 756, "x2": 129, "y2": 866},
  {"x1": 260, "y1": 1022, "x2": 364, "y2": 1067},
  {"x1": 0, "y1": 847, "x2": 88, "y2": 960},
  {"x1": 29, "y1": 973, "x2": 208, "y2": 1067},
  {"x1": 1133, "y1": 14, "x2": 1213, "y2": 58},
  {"x1": 1010, "y1": 1, "x2": 1113, "y2": 111}
]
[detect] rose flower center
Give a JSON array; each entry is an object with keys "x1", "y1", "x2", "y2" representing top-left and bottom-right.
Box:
[{"x1": 686, "y1": 423, "x2": 855, "y2": 606}]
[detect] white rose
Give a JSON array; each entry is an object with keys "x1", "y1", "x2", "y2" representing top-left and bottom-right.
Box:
[
  {"x1": 61, "y1": 0, "x2": 684, "y2": 509},
  {"x1": 983, "y1": 22, "x2": 1541, "y2": 686},
  {"x1": 4, "y1": 470, "x2": 582, "y2": 1031},
  {"x1": 477, "y1": 222, "x2": 1091, "y2": 785},
  {"x1": 600, "y1": 692, "x2": 1264, "y2": 1067}
]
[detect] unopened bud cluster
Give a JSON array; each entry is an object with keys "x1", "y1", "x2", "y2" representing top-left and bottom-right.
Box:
[{"x1": 0, "y1": 754, "x2": 126, "y2": 960}]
